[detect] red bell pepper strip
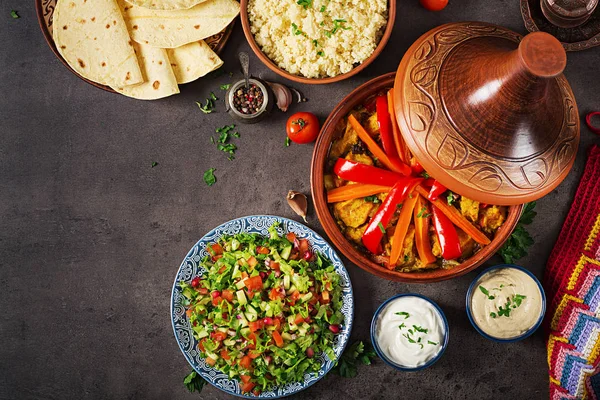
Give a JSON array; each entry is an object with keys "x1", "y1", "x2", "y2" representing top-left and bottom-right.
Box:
[
  {"x1": 333, "y1": 159, "x2": 405, "y2": 187},
  {"x1": 431, "y1": 205, "x2": 462, "y2": 260},
  {"x1": 362, "y1": 178, "x2": 422, "y2": 254},
  {"x1": 376, "y1": 95, "x2": 397, "y2": 158},
  {"x1": 427, "y1": 180, "x2": 447, "y2": 201},
  {"x1": 410, "y1": 159, "x2": 425, "y2": 175}
]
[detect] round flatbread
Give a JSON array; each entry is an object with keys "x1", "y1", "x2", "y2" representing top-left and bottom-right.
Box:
[
  {"x1": 54, "y1": 0, "x2": 143, "y2": 87},
  {"x1": 166, "y1": 41, "x2": 224, "y2": 84},
  {"x1": 119, "y1": 0, "x2": 240, "y2": 48},
  {"x1": 124, "y1": 0, "x2": 209, "y2": 11},
  {"x1": 111, "y1": 41, "x2": 179, "y2": 100}
]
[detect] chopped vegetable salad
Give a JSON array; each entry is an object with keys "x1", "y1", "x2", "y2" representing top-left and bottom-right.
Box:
[{"x1": 180, "y1": 224, "x2": 344, "y2": 395}]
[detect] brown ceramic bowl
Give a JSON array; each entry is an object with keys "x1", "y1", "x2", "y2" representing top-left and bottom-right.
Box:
[
  {"x1": 310, "y1": 72, "x2": 524, "y2": 283},
  {"x1": 239, "y1": 0, "x2": 396, "y2": 84}
]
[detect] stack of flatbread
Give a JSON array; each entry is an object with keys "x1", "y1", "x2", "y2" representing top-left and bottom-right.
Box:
[{"x1": 53, "y1": 0, "x2": 239, "y2": 100}]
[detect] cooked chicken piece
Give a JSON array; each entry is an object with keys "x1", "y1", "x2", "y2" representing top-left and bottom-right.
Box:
[
  {"x1": 478, "y1": 205, "x2": 507, "y2": 233},
  {"x1": 391, "y1": 225, "x2": 417, "y2": 267},
  {"x1": 457, "y1": 228, "x2": 476, "y2": 258},
  {"x1": 345, "y1": 152, "x2": 373, "y2": 166},
  {"x1": 333, "y1": 198, "x2": 375, "y2": 228},
  {"x1": 365, "y1": 113, "x2": 380, "y2": 136},
  {"x1": 431, "y1": 233, "x2": 441, "y2": 258},
  {"x1": 460, "y1": 197, "x2": 480, "y2": 223},
  {"x1": 329, "y1": 117, "x2": 359, "y2": 159},
  {"x1": 324, "y1": 174, "x2": 336, "y2": 191},
  {"x1": 345, "y1": 224, "x2": 367, "y2": 245}
]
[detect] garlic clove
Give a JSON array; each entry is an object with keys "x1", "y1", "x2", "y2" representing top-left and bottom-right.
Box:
[
  {"x1": 267, "y1": 82, "x2": 293, "y2": 112},
  {"x1": 287, "y1": 190, "x2": 308, "y2": 223}
]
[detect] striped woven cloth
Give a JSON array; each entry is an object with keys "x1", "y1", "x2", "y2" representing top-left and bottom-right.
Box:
[{"x1": 544, "y1": 145, "x2": 600, "y2": 399}]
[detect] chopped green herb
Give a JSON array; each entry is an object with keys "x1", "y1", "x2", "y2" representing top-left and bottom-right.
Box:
[
  {"x1": 291, "y1": 23, "x2": 304, "y2": 36},
  {"x1": 151, "y1": 161, "x2": 158, "y2": 168},
  {"x1": 228, "y1": 72, "x2": 234, "y2": 77},
  {"x1": 285, "y1": 137, "x2": 291, "y2": 147},
  {"x1": 364, "y1": 195, "x2": 381, "y2": 204},
  {"x1": 196, "y1": 99, "x2": 214, "y2": 114},
  {"x1": 398, "y1": 323, "x2": 406, "y2": 330},
  {"x1": 217, "y1": 143, "x2": 237, "y2": 155},
  {"x1": 377, "y1": 222, "x2": 386, "y2": 234},
  {"x1": 184, "y1": 371, "x2": 207, "y2": 393},
  {"x1": 317, "y1": 51, "x2": 325, "y2": 57},
  {"x1": 216, "y1": 124, "x2": 235, "y2": 134},
  {"x1": 397, "y1": 203, "x2": 403, "y2": 209},
  {"x1": 312, "y1": 39, "x2": 319, "y2": 47},
  {"x1": 210, "y1": 92, "x2": 218, "y2": 101},
  {"x1": 403, "y1": 255, "x2": 409, "y2": 262},
  {"x1": 210, "y1": 136, "x2": 215, "y2": 144},
  {"x1": 220, "y1": 84, "x2": 231, "y2": 91},
  {"x1": 428, "y1": 340, "x2": 438, "y2": 345},
  {"x1": 478, "y1": 285, "x2": 495, "y2": 300},
  {"x1": 447, "y1": 192, "x2": 456, "y2": 205},
  {"x1": 395, "y1": 312, "x2": 410, "y2": 319},
  {"x1": 512, "y1": 294, "x2": 527, "y2": 307},
  {"x1": 203, "y1": 168, "x2": 217, "y2": 186},
  {"x1": 412, "y1": 325, "x2": 428, "y2": 334},
  {"x1": 403, "y1": 333, "x2": 416, "y2": 344},
  {"x1": 232, "y1": 131, "x2": 240, "y2": 138},
  {"x1": 297, "y1": 0, "x2": 313, "y2": 8},
  {"x1": 10, "y1": 10, "x2": 19, "y2": 19},
  {"x1": 416, "y1": 206, "x2": 431, "y2": 218},
  {"x1": 490, "y1": 312, "x2": 497, "y2": 318},
  {"x1": 421, "y1": 171, "x2": 430, "y2": 179},
  {"x1": 320, "y1": 5, "x2": 326, "y2": 11}
]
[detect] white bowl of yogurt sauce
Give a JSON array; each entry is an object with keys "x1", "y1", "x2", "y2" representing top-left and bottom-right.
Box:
[
  {"x1": 466, "y1": 264, "x2": 546, "y2": 342},
  {"x1": 371, "y1": 294, "x2": 449, "y2": 371}
]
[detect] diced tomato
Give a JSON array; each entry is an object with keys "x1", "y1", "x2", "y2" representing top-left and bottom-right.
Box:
[
  {"x1": 211, "y1": 331, "x2": 227, "y2": 342},
  {"x1": 198, "y1": 339, "x2": 207, "y2": 352},
  {"x1": 247, "y1": 256, "x2": 258, "y2": 268},
  {"x1": 273, "y1": 318, "x2": 282, "y2": 332},
  {"x1": 212, "y1": 296, "x2": 223, "y2": 306},
  {"x1": 240, "y1": 382, "x2": 256, "y2": 393},
  {"x1": 256, "y1": 246, "x2": 270, "y2": 254},
  {"x1": 247, "y1": 333, "x2": 257, "y2": 350},
  {"x1": 240, "y1": 375, "x2": 251, "y2": 384},
  {"x1": 248, "y1": 320, "x2": 264, "y2": 333},
  {"x1": 220, "y1": 349, "x2": 231, "y2": 360},
  {"x1": 239, "y1": 355, "x2": 253, "y2": 370},
  {"x1": 269, "y1": 287, "x2": 285, "y2": 301},
  {"x1": 270, "y1": 261, "x2": 280, "y2": 272},
  {"x1": 211, "y1": 243, "x2": 224, "y2": 255},
  {"x1": 272, "y1": 330, "x2": 284, "y2": 347},
  {"x1": 211, "y1": 290, "x2": 221, "y2": 299},
  {"x1": 252, "y1": 388, "x2": 261, "y2": 396},
  {"x1": 294, "y1": 314, "x2": 305, "y2": 325},
  {"x1": 186, "y1": 308, "x2": 193, "y2": 317},
  {"x1": 248, "y1": 350, "x2": 262, "y2": 359},
  {"x1": 244, "y1": 275, "x2": 263, "y2": 291},
  {"x1": 221, "y1": 289, "x2": 234, "y2": 302},
  {"x1": 198, "y1": 287, "x2": 209, "y2": 295},
  {"x1": 308, "y1": 295, "x2": 319, "y2": 305},
  {"x1": 206, "y1": 357, "x2": 217, "y2": 367},
  {"x1": 320, "y1": 290, "x2": 331, "y2": 304},
  {"x1": 212, "y1": 254, "x2": 223, "y2": 262},
  {"x1": 218, "y1": 265, "x2": 227, "y2": 274},
  {"x1": 298, "y1": 239, "x2": 309, "y2": 254},
  {"x1": 286, "y1": 232, "x2": 297, "y2": 243}
]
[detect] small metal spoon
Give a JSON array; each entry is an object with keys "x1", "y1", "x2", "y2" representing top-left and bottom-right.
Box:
[{"x1": 239, "y1": 52, "x2": 250, "y2": 89}]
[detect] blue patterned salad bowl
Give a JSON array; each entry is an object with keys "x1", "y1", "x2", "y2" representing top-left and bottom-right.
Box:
[{"x1": 170, "y1": 215, "x2": 355, "y2": 398}]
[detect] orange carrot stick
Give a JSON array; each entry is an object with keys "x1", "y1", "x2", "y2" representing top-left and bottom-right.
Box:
[
  {"x1": 413, "y1": 194, "x2": 437, "y2": 265},
  {"x1": 327, "y1": 184, "x2": 392, "y2": 203},
  {"x1": 387, "y1": 90, "x2": 411, "y2": 164},
  {"x1": 389, "y1": 192, "x2": 419, "y2": 266},
  {"x1": 348, "y1": 114, "x2": 411, "y2": 176},
  {"x1": 415, "y1": 185, "x2": 491, "y2": 245}
]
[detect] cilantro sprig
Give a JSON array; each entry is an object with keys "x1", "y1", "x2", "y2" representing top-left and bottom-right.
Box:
[
  {"x1": 330, "y1": 341, "x2": 376, "y2": 378},
  {"x1": 184, "y1": 371, "x2": 207, "y2": 393},
  {"x1": 365, "y1": 195, "x2": 381, "y2": 204},
  {"x1": 498, "y1": 202, "x2": 536, "y2": 264},
  {"x1": 203, "y1": 168, "x2": 217, "y2": 186}
]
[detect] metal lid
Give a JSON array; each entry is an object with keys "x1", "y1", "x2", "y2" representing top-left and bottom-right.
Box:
[{"x1": 393, "y1": 22, "x2": 580, "y2": 205}]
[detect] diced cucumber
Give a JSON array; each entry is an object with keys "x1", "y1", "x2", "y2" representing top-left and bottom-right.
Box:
[
  {"x1": 300, "y1": 292, "x2": 313, "y2": 303},
  {"x1": 283, "y1": 275, "x2": 290, "y2": 290},
  {"x1": 236, "y1": 290, "x2": 247, "y2": 305},
  {"x1": 235, "y1": 279, "x2": 246, "y2": 290},
  {"x1": 245, "y1": 312, "x2": 257, "y2": 322},
  {"x1": 286, "y1": 284, "x2": 297, "y2": 295},
  {"x1": 298, "y1": 327, "x2": 307, "y2": 336},
  {"x1": 281, "y1": 332, "x2": 293, "y2": 341},
  {"x1": 231, "y1": 264, "x2": 241, "y2": 279},
  {"x1": 280, "y1": 244, "x2": 292, "y2": 260},
  {"x1": 238, "y1": 313, "x2": 248, "y2": 327},
  {"x1": 231, "y1": 238, "x2": 240, "y2": 251},
  {"x1": 246, "y1": 304, "x2": 257, "y2": 314},
  {"x1": 193, "y1": 327, "x2": 209, "y2": 338},
  {"x1": 205, "y1": 350, "x2": 219, "y2": 360},
  {"x1": 223, "y1": 338, "x2": 236, "y2": 347}
]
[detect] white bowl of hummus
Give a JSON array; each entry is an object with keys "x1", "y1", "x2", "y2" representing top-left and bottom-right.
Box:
[
  {"x1": 466, "y1": 265, "x2": 546, "y2": 342},
  {"x1": 371, "y1": 294, "x2": 449, "y2": 370}
]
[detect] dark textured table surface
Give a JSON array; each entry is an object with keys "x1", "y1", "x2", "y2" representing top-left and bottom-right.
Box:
[{"x1": 2, "y1": 0, "x2": 600, "y2": 399}]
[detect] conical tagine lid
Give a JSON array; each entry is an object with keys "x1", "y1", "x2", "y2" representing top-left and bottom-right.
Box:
[{"x1": 394, "y1": 22, "x2": 580, "y2": 205}]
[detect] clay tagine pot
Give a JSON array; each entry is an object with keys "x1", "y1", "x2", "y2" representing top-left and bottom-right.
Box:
[{"x1": 394, "y1": 22, "x2": 580, "y2": 205}]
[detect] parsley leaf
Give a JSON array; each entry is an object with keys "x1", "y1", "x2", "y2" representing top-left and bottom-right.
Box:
[
  {"x1": 317, "y1": 51, "x2": 325, "y2": 57},
  {"x1": 10, "y1": 10, "x2": 19, "y2": 19},
  {"x1": 490, "y1": 312, "x2": 497, "y2": 318},
  {"x1": 428, "y1": 340, "x2": 438, "y2": 345},
  {"x1": 210, "y1": 92, "x2": 218, "y2": 101},
  {"x1": 184, "y1": 371, "x2": 207, "y2": 393},
  {"x1": 377, "y1": 222, "x2": 386, "y2": 234},
  {"x1": 196, "y1": 99, "x2": 214, "y2": 114},
  {"x1": 416, "y1": 206, "x2": 432, "y2": 218},
  {"x1": 512, "y1": 294, "x2": 527, "y2": 307},
  {"x1": 151, "y1": 161, "x2": 158, "y2": 168},
  {"x1": 320, "y1": 5, "x2": 326, "y2": 11},
  {"x1": 291, "y1": 23, "x2": 304, "y2": 36},
  {"x1": 220, "y1": 84, "x2": 231, "y2": 91},
  {"x1": 285, "y1": 137, "x2": 291, "y2": 147},
  {"x1": 499, "y1": 202, "x2": 536, "y2": 263},
  {"x1": 203, "y1": 168, "x2": 217, "y2": 186},
  {"x1": 331, "y1": 341, "x2": 376, "y2": 378},
  {"x1": 421, "y1": 171, "x2": 430, "y2": 179},
  {"x1": 412, "y1": 325, "x2": 428, "y2": 334},
  {"x1": 479, "y1": 285, "x2": 495, "y2": 300},
  {"x1": 297, "y1": 0, "x2": 313, "y2": 8},
  {"x1": 398, "y1": 323, "x2": 406, "y2": 330},
  {"x1": 395, "y1": 311, "x2": 410, "y2": 319},
  {"x1": 447, "y1": 192, "x2": 456, "y2": 205}
]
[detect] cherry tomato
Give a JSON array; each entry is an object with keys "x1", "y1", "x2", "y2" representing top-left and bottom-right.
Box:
[
  {"x1": 286, "y1": 112, "x2": 320, "y2": 144},
  {"x1": 420, "y1": 0, "x2": 448, "y2": 11}
]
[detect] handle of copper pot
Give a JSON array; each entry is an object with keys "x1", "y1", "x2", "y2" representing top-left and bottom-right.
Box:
[{"x1": 586, "y1": 112, "x2": 600, "y2": 135}]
